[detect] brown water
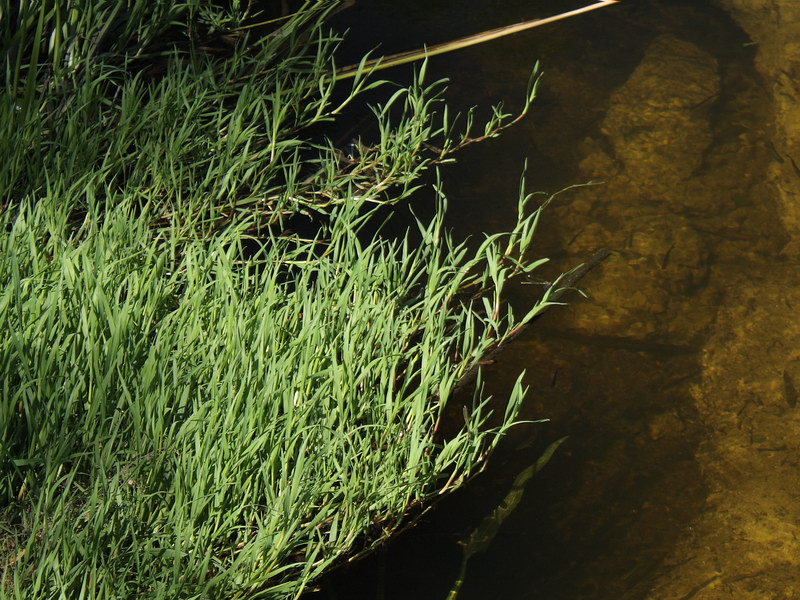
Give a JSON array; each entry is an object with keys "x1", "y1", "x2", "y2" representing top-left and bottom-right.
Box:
[{"x1": 312, "y1": 1, "x2": 800, "y2": 598}]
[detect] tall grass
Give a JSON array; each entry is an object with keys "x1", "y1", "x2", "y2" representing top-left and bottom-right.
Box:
[{"x1": 1, "y1": 1, "x2": 557, "y2": 598}]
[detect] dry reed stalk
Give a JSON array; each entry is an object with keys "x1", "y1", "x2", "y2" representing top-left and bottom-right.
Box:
[{"x1": 335, "y1": 0, "x2": 619, "y2": 79}]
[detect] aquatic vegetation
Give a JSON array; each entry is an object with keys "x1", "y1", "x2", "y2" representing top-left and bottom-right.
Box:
[
  {"x1": 447, "y1": 438, "x2": 566, "y2": 600},
  {"x1": 1, "y1": 1, "x2": 560, "y2": 598}
]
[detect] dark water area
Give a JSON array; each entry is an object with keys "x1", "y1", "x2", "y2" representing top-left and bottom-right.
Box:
[{"x1": 307, "y1": 1, "x2": 795, "y2": 599}]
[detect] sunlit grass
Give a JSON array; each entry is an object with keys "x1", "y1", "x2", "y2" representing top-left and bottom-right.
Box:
[{"x1": 1, "y1": 1, "x2": 556, "y2": 597}]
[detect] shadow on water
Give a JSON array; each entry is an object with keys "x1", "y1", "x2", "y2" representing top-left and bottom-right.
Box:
[{"x1": 309, "y1": 0, "x2": 788, "y2": 598}]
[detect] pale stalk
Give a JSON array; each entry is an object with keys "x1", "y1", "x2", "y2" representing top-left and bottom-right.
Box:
[{"x1": 334, "y1": 0, "x2": 619, "y2": 80}]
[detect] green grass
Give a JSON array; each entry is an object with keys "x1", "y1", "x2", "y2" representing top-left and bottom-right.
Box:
[{"x1": 1, "y1": 1, "x2": 556, "y2": 597}]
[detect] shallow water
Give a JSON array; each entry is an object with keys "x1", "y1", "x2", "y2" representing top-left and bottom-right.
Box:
[{"x1": 311, "y1": 1, "x2": 799, "y2": 598}]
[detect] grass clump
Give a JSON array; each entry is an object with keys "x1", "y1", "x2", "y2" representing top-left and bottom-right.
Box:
[{"x1": 1, "y1": 1, "x2": 556, "y2": 597}]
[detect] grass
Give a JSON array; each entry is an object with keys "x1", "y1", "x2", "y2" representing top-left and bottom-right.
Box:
[{"x1": 1, "y1": 1, "x2": 560, "y2": 598}]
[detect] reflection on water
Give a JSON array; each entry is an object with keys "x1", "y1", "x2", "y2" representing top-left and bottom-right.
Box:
[{"x1": 313, "y1": 1, "x2": 799, "y2": 598}]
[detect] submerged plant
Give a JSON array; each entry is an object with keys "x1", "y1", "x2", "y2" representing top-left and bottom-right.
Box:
[
  {"x1": 446, "y1": 438, "x2": 567, "y2": 600},
  {"x1": 1, "y1": 0, "x2": 570, "y2": 598}
]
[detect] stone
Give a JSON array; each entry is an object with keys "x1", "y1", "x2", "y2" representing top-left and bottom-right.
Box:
[
  {"x1": 713, "y1": 0, "x2": 800, "y2": 246},
  {"x1": 601, "y1": 34, "x2": 720, "y2": 196}
]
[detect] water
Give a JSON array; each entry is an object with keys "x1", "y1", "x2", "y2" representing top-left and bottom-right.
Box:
[{"x1": 311, "y1": 1, "x2": 797, "y2": 598}]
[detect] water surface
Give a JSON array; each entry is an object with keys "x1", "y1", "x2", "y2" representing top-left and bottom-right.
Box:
[{"x1": 313, "y1": 1, "x2": 796, "y2": 598}]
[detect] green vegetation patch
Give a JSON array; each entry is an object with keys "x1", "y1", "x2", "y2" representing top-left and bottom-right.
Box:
[{"x1": 1, "y1": 1, "x2": 554, "y2": 597}]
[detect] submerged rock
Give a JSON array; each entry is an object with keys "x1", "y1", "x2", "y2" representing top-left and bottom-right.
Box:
[
  {"x1": 713, "y1": 0, "x2": 800, "y2": 251},
  {"x1": 601, "y1": 34, "x2": 720, "y2": 196},
  {"x1": 558, "y1": 212, "x2": 712, "y2": 344}
]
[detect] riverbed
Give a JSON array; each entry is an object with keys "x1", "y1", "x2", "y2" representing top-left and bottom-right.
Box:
[{"x1": 313, "y1": 1, "x2": 800, "y2": 598}]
